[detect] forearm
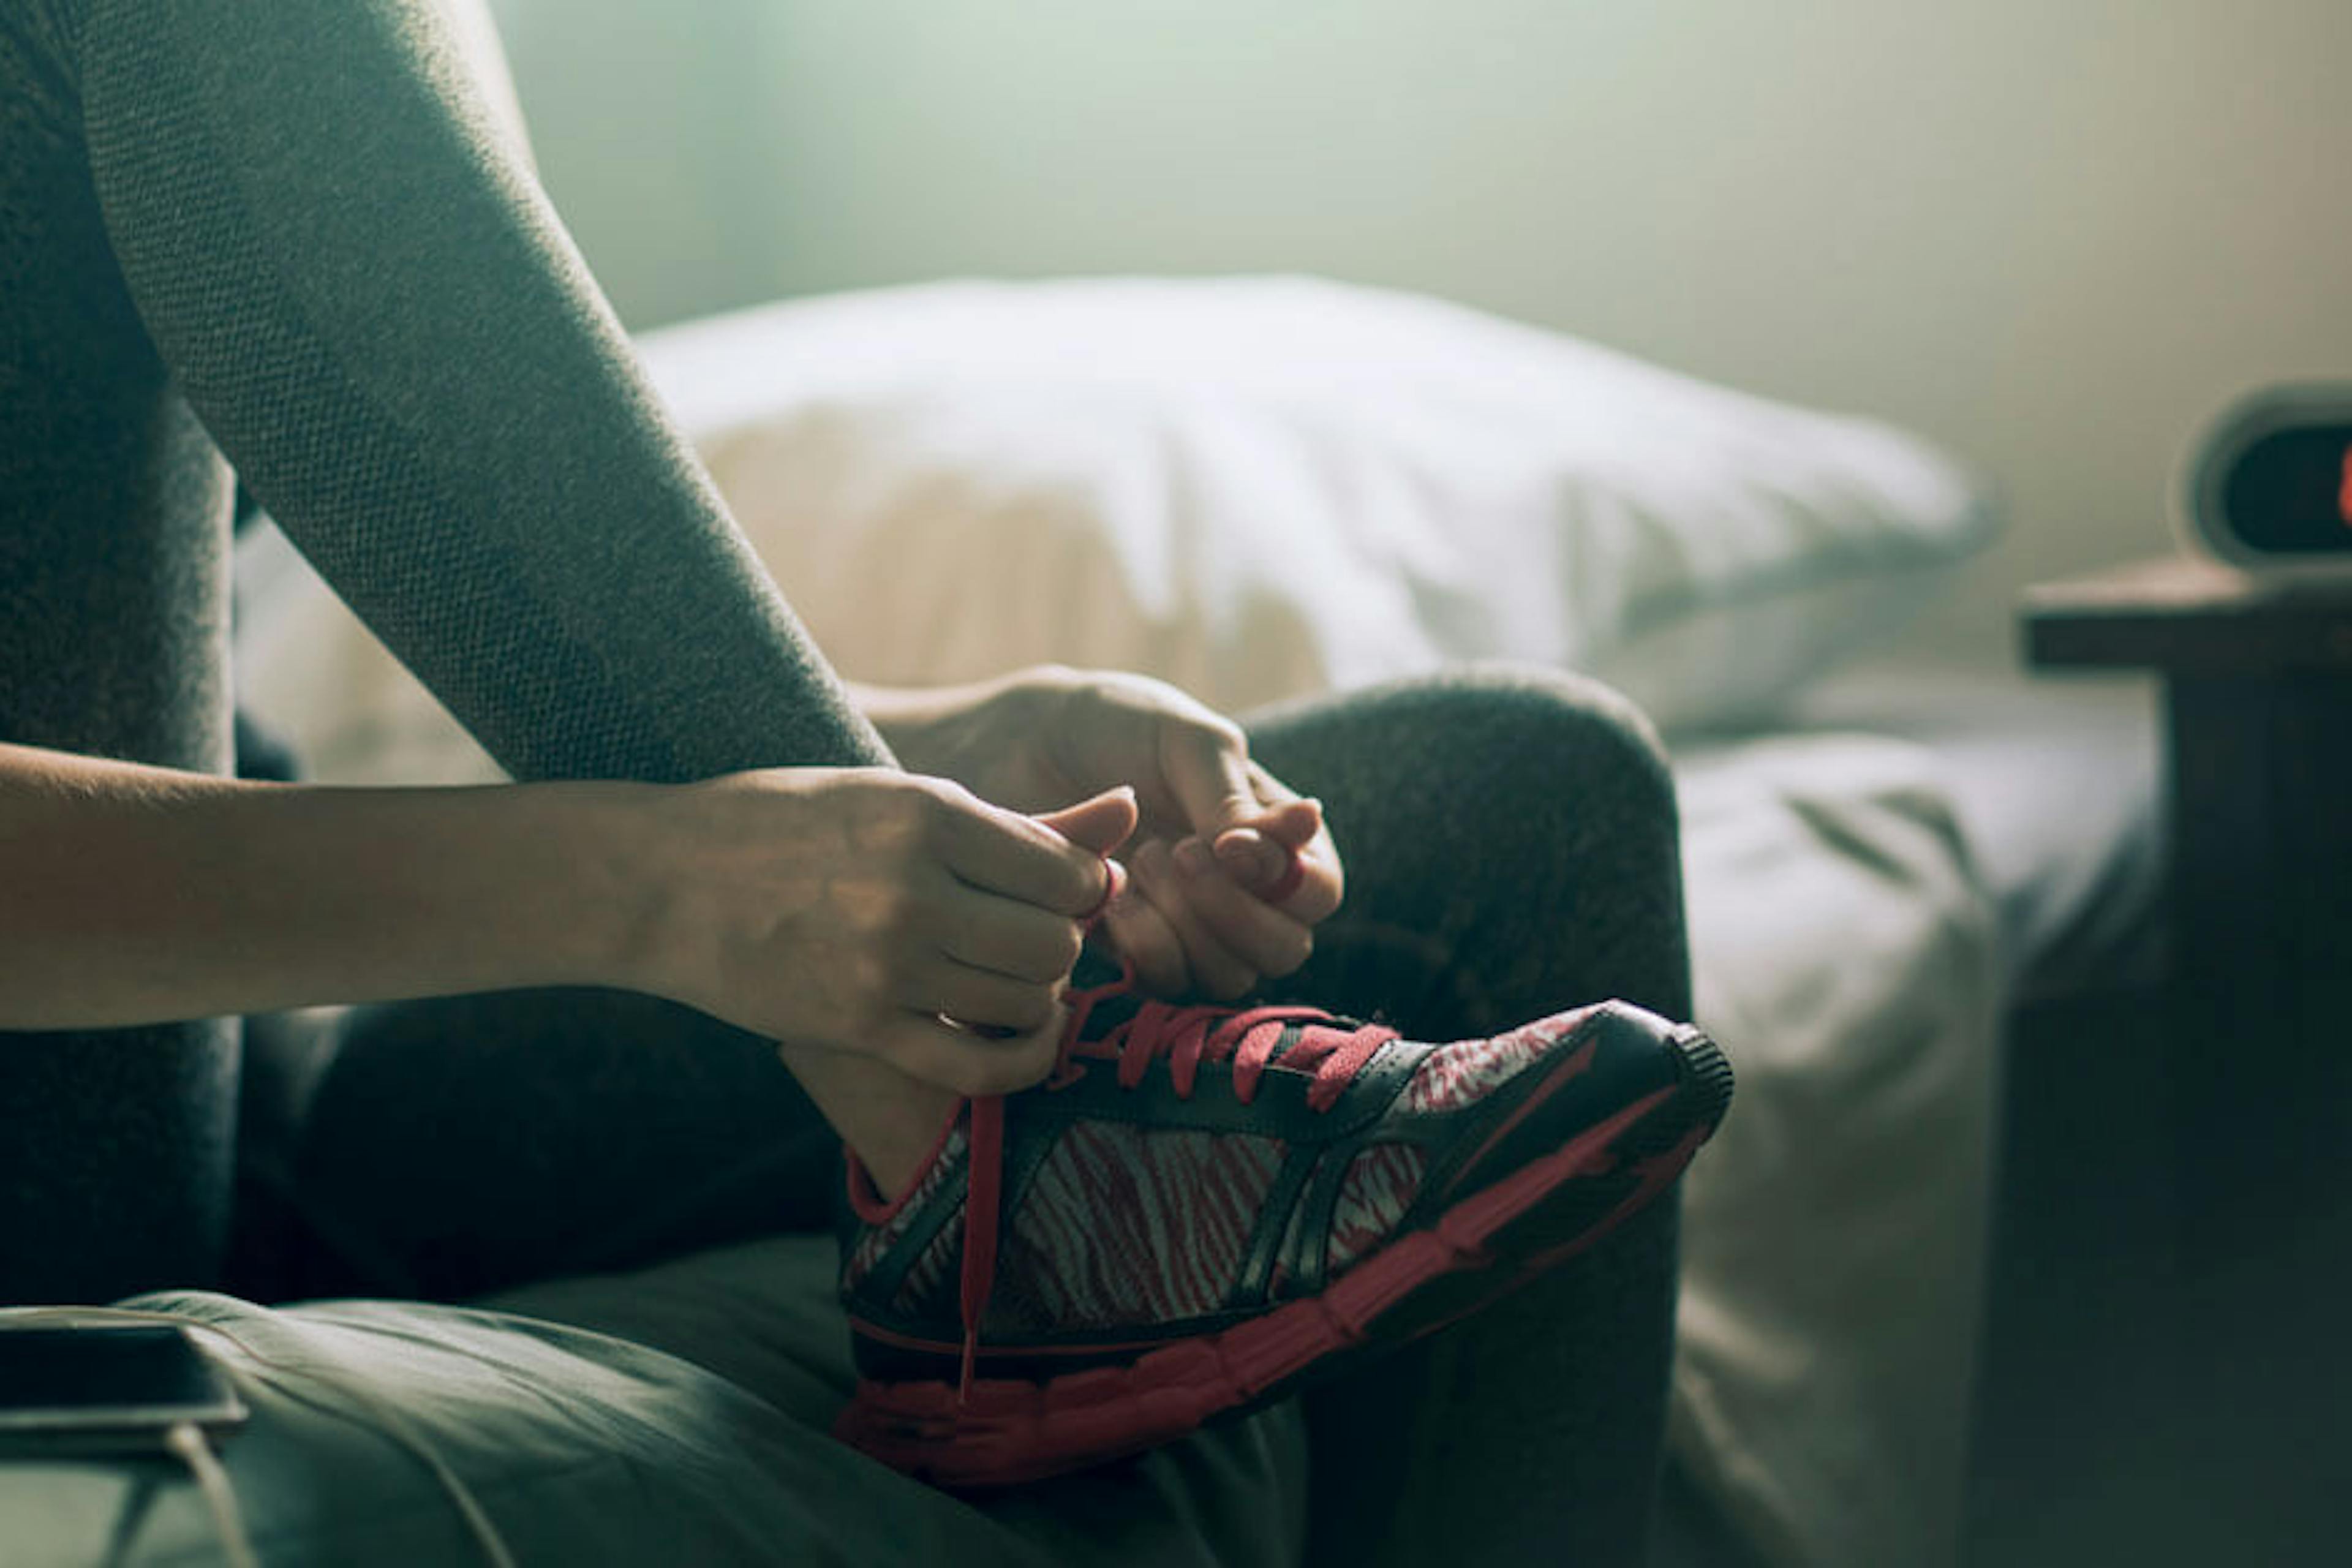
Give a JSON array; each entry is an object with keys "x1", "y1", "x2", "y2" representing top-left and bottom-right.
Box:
[{"x1": 0, "y1": 744, "x2": 652, "y2": 1030}]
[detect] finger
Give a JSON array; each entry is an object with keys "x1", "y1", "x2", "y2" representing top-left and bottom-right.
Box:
[
  {"x1": 1101, "y1": 874, "x2": 1193, "y2": 997},
  {"x1": 932, "y1": 884, "x2": 1087, "y2": 984},
  {"x1": 1171, "y1": 837, "x2": 1316, "y2": 976},
  {"x1": 1273, "y1": 832, "x2": 1346, "y2": 924},
  {"x1": 1199, "y1": 759, "x2": 1318, "y2": 891},
  {"x1": 875, "y1": 1009, "x2": 1062, "y2": 1098},
  {"x1": 1212, "y1": 822, "x2": 1321, "y2": 904},
  {"x1": 1256, "y1": 796, "x2": 1325, "y2": 850},
  {"x1": 1219, "y1": 792, "x2": 1343, "y2": 921},
  {"x1": 935, "y1": 786, "x2": 1120, "y2": 916},
  {"x1": 1164, "y1": 721, "x2": 1265, "y2": 845},
  {"x1": 1033, "y1": 786, "x2": 1140, "y2": 859},
  {"x1": 902, "y1": 957, "x2": 1061, "y2": 1035},
  {"x1": 1130, "y1": 837, "x2": 1259, "y2": 1000}
]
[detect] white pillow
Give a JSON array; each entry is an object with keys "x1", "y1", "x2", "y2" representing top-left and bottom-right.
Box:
[
  {"x1": 233, "y1": 276, "x2": 1996, "y2": 782},
  {"x1": 642, "y1": 276, "x2": 1996, "y2": 731}
]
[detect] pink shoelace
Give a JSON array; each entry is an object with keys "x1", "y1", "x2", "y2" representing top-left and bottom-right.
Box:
[{"x1": 954, "y1": 849, "x2": 1396, "y2": 1396}]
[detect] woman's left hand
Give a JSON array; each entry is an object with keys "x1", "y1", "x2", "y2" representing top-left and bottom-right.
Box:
[{"x1": 869, "y1": 666, "x2": 1343, "y2": 1000}]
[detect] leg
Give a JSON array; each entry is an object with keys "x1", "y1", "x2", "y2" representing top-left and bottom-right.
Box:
[
  {"x1": 1244, "y1": 665, "x2": 1691, "y2": 1568},
  {"x1": 46, "y1": 0, "x2": 974, "y2": 1305},
  {"x1": 235, "y1": 987, "x2": 845, "y2": 1302}
]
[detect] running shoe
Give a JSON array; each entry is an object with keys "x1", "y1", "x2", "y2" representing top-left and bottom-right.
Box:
[{"x1": 832, "y1": 966, "x2": 1732, "y2": 1487}]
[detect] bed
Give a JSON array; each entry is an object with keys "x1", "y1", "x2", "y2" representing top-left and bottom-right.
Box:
[
  {"x1": 208, "y1": 279, "x2": 2166, "y2": 1567},
  {"x1": 1662, "y1": 666, "x2": 2160, "y2": 1566}
]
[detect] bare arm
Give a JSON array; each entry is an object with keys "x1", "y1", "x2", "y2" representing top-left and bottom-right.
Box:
[
  {"x1": 0, "y1": 741, "x2": 650, "y2": 1030},
  {"x1": 0, "y1": 739, "x2": 1125, "y2": 1131}
]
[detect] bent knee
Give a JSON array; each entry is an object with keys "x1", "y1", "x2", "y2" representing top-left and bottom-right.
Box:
[{"x1": 1375, "y1": 663, "x2": 1676, "y2": 824}]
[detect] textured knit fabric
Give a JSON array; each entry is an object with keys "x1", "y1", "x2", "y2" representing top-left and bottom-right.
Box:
[{"x1": 0, "y1": 0, "x2": 889, "y2": 1303}]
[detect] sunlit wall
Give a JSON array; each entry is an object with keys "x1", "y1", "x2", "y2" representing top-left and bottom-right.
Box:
[{"x1": 488, "y1": 0, "x2": 2352, "y2": 662}]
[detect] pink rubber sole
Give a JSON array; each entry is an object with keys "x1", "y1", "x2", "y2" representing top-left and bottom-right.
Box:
[{"x1": 837, "y1": 1054, "x2": 1722, "y2": 1488}]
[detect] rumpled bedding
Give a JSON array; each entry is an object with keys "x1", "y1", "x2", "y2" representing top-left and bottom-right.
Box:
[
  {"x1": 1673, "y1": 734, "x2": 2002, "y2": 1568},
  {"x1": 0, "y1": 1239, "x2": 1306, "y2": 1568}
]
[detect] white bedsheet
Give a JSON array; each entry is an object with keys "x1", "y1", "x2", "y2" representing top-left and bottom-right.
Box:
[{"x1": 1673, "y1": 733, "x2": 2002, "y2": 1568}]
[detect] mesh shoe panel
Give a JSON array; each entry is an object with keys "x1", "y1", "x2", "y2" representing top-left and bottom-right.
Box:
[
  {"x1": 1326, "y1": 1143, "x2": 1426, "y2": 1278},
  {"x1": 997, "y1": 1126, "x2": 1283, "y2": 1330},
  {"x1": 1395, "y1": 1010, "x2": 1597, "y2": 1114},
  {"x1": 843, "y1": 1126, "x2": 967, "y2": 1295}
]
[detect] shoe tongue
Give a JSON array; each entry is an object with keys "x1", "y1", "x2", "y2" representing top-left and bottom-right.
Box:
[
  {"x1": 1070, "y1": 946, "x2": 1126, "y2": 993},
  {"x1": 1256, "y1": 1023, "x2": 1310, "y2": 1069},
  {"x1": 1066, "y1": 941, "x2": 1375, "y2": 1057},
  {"x1": 1073, "y1": 988, "x2": 1146, "y2": 1042}
]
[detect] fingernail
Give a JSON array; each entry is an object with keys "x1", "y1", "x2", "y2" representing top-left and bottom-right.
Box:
[{"x1": 1175, "y1": 837, "x2": 1214, "y2": 877}]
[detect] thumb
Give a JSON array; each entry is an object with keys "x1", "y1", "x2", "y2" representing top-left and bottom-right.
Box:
[{"x1": 1034, "y1": 785, "x2": 1140, "y2": 859}]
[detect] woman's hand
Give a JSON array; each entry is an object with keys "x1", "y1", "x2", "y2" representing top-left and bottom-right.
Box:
[
  {"x1": 633, "y1": 766, "x2": 1137, "y2": 1096},
  {"x1": 862, "y1": 668, "x2": 1344, "y2": 1001}
]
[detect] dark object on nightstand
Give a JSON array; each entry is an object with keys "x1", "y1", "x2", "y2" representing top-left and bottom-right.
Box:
[{"x1": 2022, "y1": 554, "x2": 2352, "y2": 1566}]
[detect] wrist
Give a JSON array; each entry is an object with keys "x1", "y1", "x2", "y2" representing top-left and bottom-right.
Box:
[
  {"x1": 578, "y1": 780, "x2": 706, "y2": 998},
  {"x1": 850, "y1": 668, "x2": 1067, "y2": 784},
  {"x1": 845, "y1": 680, "x2": 956, "y2": 775}
]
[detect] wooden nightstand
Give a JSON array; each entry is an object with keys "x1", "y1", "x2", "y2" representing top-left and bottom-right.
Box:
[{"x1": 2021, "y1": 555, "x2": 2352, "y2": 1559}]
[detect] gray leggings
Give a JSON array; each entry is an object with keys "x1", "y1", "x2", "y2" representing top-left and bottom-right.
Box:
[{"x1": 254, "y1": 666, "x2": 1691, "y2": 1568}]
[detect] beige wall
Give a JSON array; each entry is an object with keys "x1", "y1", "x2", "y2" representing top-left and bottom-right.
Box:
[{"x1": 493, "y1": 0, "x2": 2352, "y2": 665}]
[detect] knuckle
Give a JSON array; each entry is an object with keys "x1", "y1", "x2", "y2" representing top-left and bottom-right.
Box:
[
  {"x1": 897, "y1": 775, "x2": 964, "y2": 832},
  {"x1": 848, "y1": 951, "x2": 897, "y2": 1010},
  {"x1": 856, "y1": 880, "x2": 914, "y2": 943},
  {"x1": 858, "y1": 792, "x2": 930, "y2": 855},
  {"x1": 1009, "y1": 988, "x2": 1057, "y2": 1031},
  {"x1": 1006, "y1": 946, "x2": 1058, "y2": 987},
  {"x1": 1204, "y1": 959, "x2": 1257, "y2": 1000},
  {"x1": 910, "y1": 789, "x2": 956, "y2": 843},
  {"x1": 1011, "y1": 1034, "x2": 1061, "y2": 1087},
  {"x1": 929, "y1": 776, "x2": 980, "y2": 815},
  {"x1": 941, "y1": 1055, "x2": 995, "y2": 1096},
  {"x1": 1185, "y1": 714, "x2": 1246, "y2": 758},
  {"x1": 960, "y1": 1040, "x2": 1051, "y2": 1098}
]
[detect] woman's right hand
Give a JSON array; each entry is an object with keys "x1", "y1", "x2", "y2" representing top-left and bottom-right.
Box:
[{"x1": 630, "y1": 767, "x2": 1137, "y2": 1097}]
